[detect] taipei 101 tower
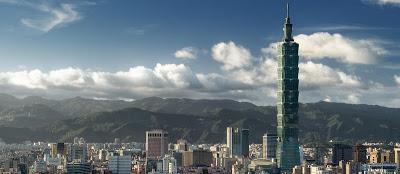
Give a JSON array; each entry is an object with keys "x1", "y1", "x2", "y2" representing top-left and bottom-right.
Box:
[{"x1": 276, "y1": 3, "x2": 301, "y2": 173}]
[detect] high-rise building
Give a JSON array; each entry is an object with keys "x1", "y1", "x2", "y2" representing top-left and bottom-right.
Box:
[
  {"x1": 146, "y1": 129, "x2": 169, "y2": 159},
  {"x1": 162, "y1": 155, "x2": 177, "y2": 174},
  {"x1": 275, "y1": 4, "x2": 301, "y2": 172},
  {"x1": 182, "y1": 149, "x2": 213, "y2": 167},
  {"x1": 380, "y1": 150, "x2": 393, "y2": 163},
  {"x1": 70, "y1": 144, "x2": 88, "y2": 162},
  {"x1": 368, "y1": 149, "x2": 381, "y2": 164},
  {"x1": 175, "y1": 139, "x2": 189, "y2": 152},
  {"x1": 98, "y1": 149, "x2": 108, "y2": 162},
  {"x1": 108, "y1": 156, "x2": 132, "y2": 174},
  {"x1": 332, "y1": 144, "x2": 353, "y2": 165},
  {"x1": 66, "y1": 161, "x2": 91, "y2": 174},
  {"x1": 33, "y1": 160, "x2": 47, "y2": 173},
  {"x1": 395, "y1": 148, "x2": 400, "y2": 164},
  {"x1": 17, "y1": 163, "x2": 28, "y2": 174},
  {"x1": 226, "y1": 127, "x2": 249, "y2": 157},
  {"x1": 345, "y1": 161, "x2": 360, "y2": 174},
  {"x1": 262, "y1": 133, "x2": 277, "y2": 160},
  {"x1": 51, "y1": 143, "x2": 68, "y2": 157},
  {"x1": 352, "y1": 144, "x2": 367, "y2": 163}
]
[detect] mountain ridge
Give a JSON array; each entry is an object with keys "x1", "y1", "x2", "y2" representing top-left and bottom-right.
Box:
[{"x1": 0, "y1": 94, "x2": 398, "y2": 144}]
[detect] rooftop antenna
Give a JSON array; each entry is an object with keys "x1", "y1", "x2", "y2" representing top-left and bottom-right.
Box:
[
  {"x1": 283, "y1": 2, "x2": 293, "y2": 42},
  {"x1": 287, "y1": 3, "x2": 290, "y2": 18}
]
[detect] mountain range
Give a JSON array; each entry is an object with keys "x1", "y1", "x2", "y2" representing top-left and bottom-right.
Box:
[{"x1": 0, "y1": 93, "x2": 398, "y2": 145}]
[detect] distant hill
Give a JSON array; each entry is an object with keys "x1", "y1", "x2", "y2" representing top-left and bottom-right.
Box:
[
  {"x1": 0, "y1": 94, "x2": 257, "y2": 119},
  {"x1": 0, "y1": 94, "x2": 398, "y2": 144},
  {"x1": 41, "y1": 103, "x2": 399, "y2": 144},
  {"x1": 0, "y1": 104, "x2": 65, "y2": 128},
  {"x1": 0, "y1": 94, "x2": 132, "y2": 120},
  {"x1": 130, "y1": 97, "x2": 257, "y2": 116}
]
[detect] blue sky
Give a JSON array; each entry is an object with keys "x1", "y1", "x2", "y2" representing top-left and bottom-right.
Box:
[{"x1": 0, "y1": 0, "x2": 399, "y2": 107}]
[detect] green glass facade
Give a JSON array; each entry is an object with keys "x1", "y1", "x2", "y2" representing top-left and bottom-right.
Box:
[{"x1": 276, "y1": 5, "x2": 301, "y2": 173}]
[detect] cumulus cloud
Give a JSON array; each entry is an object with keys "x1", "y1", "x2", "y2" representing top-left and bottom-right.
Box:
[
  {"x1": 323, "y1": 96, "x2": 332, "y2": 102},
  {"x1": 0, "y1": 35, "x2": 396, "y2": 106},
  {"x1": 208, "y1": 40, "x2": 366, "y2": 102},
  {"x1": 263, "y1": 32, "x2": 387, "y2": 64},
  {"x1": 295, "y1": 32, "x2": 387, "y2": 64},
  {"x1": 345, "y1": 94, "x2": 361, "y2": 104},
  {"x1": 395, "y1": 75, "x2": 400, "y2": 85},
  {"x1": 212, "y1": 41, "x2": 252, "y2": 70},
  {"x1": 174, "y1": 47, "x2": 198, "y2": 59},
  {"x1": 0, "y1": 64, "x2": 259, "y2": 100},
  {"x1": 299, "y1": 61, "x2": 362, "y2": 88}
]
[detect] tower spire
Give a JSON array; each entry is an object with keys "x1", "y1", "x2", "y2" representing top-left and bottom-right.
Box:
[
  {"x1": 287, "y1": 3, "x2": 289, "y2": 19},
  {"x1": 283, "y1": 2, "x2": 294, "y2": 42}
]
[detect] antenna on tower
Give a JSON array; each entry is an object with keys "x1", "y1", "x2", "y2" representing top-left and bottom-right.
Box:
[{"x1": 287, "y1": 3, "x2": 290, "y2": 18}]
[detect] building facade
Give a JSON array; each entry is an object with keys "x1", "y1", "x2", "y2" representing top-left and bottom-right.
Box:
[
  {"x1": 263, "y1": 133, "x2": 277, "y2": 160},
  {"x1": 226, "y1": 127, "x2": 249, "y2": 157},
  {"x1": 108, "y1": 156, "x2": 132, "y2": 174},
  {"x1": 275, "y1": 4, "x2": 301, "y2": 173},
  {"x1": 70, "y1": 144, "x2": 88, "y2": 162},
  {"x1": 395, "y1": 148, "x2": 400, "y2": 164},
  {"x1": 332, "y1": 144, "x2": 352, "y2": 165},
  {"x1": 146, "y1": 129, "x2": 169, "y2": 159},
  {"x1": 66, "y1": 162, "x2": 91, "y2": 174},
  {"x1": 182, "y1": 149, "x2": 213, "y2": 167},
  {"x1": 352, "y1": 144, "x2": 367, "y2": 163}
]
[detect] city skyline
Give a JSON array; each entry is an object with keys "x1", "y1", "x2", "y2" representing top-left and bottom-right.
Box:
[{"x1": 0, "y1": 0, "x2": 399, "y2": 107}]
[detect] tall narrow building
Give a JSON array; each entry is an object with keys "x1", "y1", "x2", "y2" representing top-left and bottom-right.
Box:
[
  {"x1": 226, "y1": 127, "x2": 249, "y2": 157},
  {"x1": 146, "y1": 129, "x2": 169, "y2": 159},
  {"x1": 262, "y1": 133, "x2": 277, "y2": 160},
  {"x1": 276, "y1": 4, "x2": 301, "y2": 173}
]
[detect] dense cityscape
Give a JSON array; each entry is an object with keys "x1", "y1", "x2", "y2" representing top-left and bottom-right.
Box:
[{"x1": 0, "y1": 130, "x2": 400, "y2": 173}]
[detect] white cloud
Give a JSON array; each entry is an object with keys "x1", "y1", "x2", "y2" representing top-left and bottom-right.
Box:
[
  {"x1": 21, "y1": 3, "x2": 81, "y2": 32},
  {"x1": 295, "y1": 32, "x2": 387, "y2": 64},
  {"x1": 212, "y1": 41, "x2": 252, "y2": 70},
  {"x1": 174, "y1": 47, "x2": 198, "y2": 59},
  {"x1": 395, "y1": 75, "x2": 400, "y2": 85},
  {"x1": 0, "y1": 64, "x2": 258, "y2": 100},
  {"x1": 299, "y1": 61, "x2": 362, "y2": 88},
  {"x1": 365, "y1": 0, "x2": 400, "y2": 5},
  {"x1": 345, "y1": 94, "x2": 361, "y2": 104},
  {"x1": 263, "y1": 32, "x2": 387, "y2": 64},
  {"x1": 323, "y1": 96, "x2": 332, "y2": 102},
  {"x1": 0, "y1": 38, "x2": 397, "y2": 107}
]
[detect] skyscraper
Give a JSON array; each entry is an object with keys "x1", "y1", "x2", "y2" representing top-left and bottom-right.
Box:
[
  {"x1": 108, "y1": 156, "x2": 132, "y2": 174},
  {"x1": 353, "y1": 144, "x2": 367, "y2": 163},
  {"x1": 70, "y1": 144, "x2": 88, "y2": 162},
  {"x1": 146, "y1": 129, "x2": 169, "y2": 159},
  {"x1": 262, "y1": 133, "x2": 277, "y2": 160},
  {"x1": 226, "y1": 127, "x2": 249, "y2": 157},
  {"x1": 394, "y1": 148, "x2": 400, "y2": 165},
  {"x1": 276, "y1": 4, "x2": 301, "y2": 172},
  {"x1": 332, "y1": 144, "x2": 352, "y2": 165},
  {"x1": 51, "y1": 143, "x2": 68, "y2": 157},
  {"x1": 66, "y1": 161, "x2": 91, "y2": 174}
]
